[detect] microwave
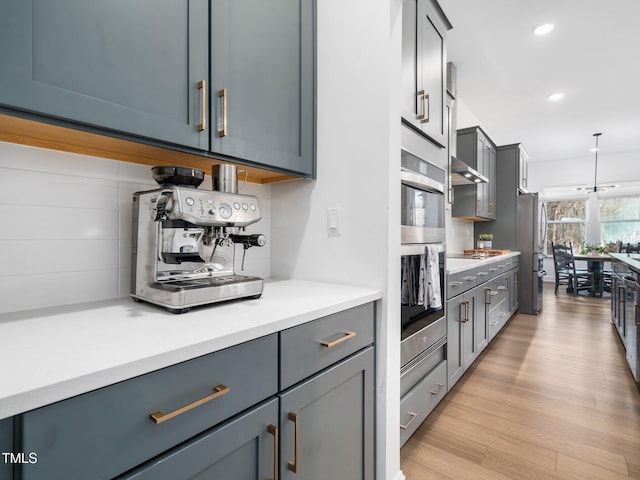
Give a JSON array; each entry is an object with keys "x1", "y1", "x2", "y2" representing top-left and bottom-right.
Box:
[{"x1": 401, "y1": 149, "x2": 446, "y2": 244}]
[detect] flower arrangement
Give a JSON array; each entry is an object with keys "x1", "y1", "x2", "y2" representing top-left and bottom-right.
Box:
[
  {"x1": 580, "y1": 243, "x2": 607, "y2": 255},
  {"x1": 478, "y1": 234, "x2": 494, "y2": 241}
]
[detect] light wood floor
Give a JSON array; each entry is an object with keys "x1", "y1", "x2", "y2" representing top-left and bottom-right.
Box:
[{"x1": 401, "y1": 283, "x2": 640, "y2": 480}]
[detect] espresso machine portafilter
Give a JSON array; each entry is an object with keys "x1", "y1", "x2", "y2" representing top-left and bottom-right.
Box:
[{"x1": 130, "y1": 165, "x2": 266, "y2": 313}]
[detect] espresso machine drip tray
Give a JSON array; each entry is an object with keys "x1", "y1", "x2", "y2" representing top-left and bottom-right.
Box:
[{"x1": 155, "y1": 275, "x2": 260, "y2": 289}]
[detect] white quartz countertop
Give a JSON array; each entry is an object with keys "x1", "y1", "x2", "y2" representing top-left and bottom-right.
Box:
[
  {"x1": 0, "y1": 279, "x2": 381, "y2": 420},
  {"x1": 447, "y1": 251, "x2": 521, "y2": 274}
]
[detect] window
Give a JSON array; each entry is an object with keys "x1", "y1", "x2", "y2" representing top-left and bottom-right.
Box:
[
  {"x1": 600, "y1": 196, "x2": 640, "y2": 251},
  {"x1": 545, "y1": 199, "x2": 586, "y2": 253}
]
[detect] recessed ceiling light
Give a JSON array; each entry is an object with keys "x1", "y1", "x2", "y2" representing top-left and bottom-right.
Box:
[
  {"x1": 547, "y1": 93, "x2": 564, "y2": 101},
  {"x1": 534, "y1": 23, "x2": 555, "y2": 36},
  {"x1": 589, "y1": 147, "x2": 599, "y2": 152}
]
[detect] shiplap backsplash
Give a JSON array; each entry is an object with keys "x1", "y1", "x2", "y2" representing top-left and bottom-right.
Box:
[{"x1": 0, "y1": 141, "x2": 271, "y2": 314}]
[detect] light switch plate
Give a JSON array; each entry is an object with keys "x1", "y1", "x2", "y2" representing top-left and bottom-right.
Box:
[{"x1": 327, "y1": 207, "x2": 341, "y2": 236}]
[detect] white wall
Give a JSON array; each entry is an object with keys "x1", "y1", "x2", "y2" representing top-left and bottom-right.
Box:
[
  {"x1": 529, "y1": 150, "x2": 640, "y2": 194},
  {"x1": 270, "y1": 0, "x2": 404, "y2": 478},
  {"x1": 0, "y1": 141, "x2": 271, "y2": 314}
]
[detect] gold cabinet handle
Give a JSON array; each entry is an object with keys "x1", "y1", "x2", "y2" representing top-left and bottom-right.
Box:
[
  {"x1": 635, "y1": 304, "x2": 640, "y2": 326},
  {"x1": 400, "y1": 411, "x2": 418, "y2": 430},
  {"x1": 460, "y1": 300, "x2": 469, "y2": 323},
  {"x1": 287, "y1": 412, "x2": 299, "y2": 473},
  {"x1": 421, "y1": 93, "x2": 430, "y2": 124},
  {"x1": 149, "y1": 384, "x2": 229, "y2": 424},
  {"x1": 320, "y1": 330, "x2": 356, "y2": 348},
  {"x1": 416, "y1": 90, "x2": 425, "y2": 120},
  {"x1": 267, "y1": 424, "x2": 279, "y2": 480},
  {"x1": 218, "y1": 88, "x2": 228, "y2": 137},
  {"x1": 430, "y1": 383, "x2": 445, "y2": 396},
  {"x1": 197, "y1": 80, "x2": 207, "y2": 132},
  {"x1": 416, "y1": 90, "x2": 430, "y2": 123}
]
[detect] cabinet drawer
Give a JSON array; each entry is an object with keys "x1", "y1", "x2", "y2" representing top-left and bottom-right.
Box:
[
  {"x1": 447, "y1": 269, "x2": 478, "y2": 299},
  {"x1": 400, "y1": 360, "x2": 447, "y2": 446},
  {"x1": 118, "y1": 398, "x2": 279, "y2": 480},
  {"x1": 280, "y1": 303, "x2": 374, "y2": 390},
  {"x1": 20, "y1": 334, "x2": 278, "y2": 480}
]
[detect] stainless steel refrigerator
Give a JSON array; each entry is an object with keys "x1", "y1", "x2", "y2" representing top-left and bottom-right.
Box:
[{"x1": 517, "y1": 193, "x2": 547, "y2": 315}]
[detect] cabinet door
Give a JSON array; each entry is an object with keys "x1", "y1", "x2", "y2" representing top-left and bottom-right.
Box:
[
  {"x1": 279, "y1": 347, "x2": 374, "y2": 480},
  {"x1": 518, "y1": 148, "x2": 529, "y2": 192},
  {"x1": 461, "y1": 292, "x2": 477, "y2": 369},
  {"x1": 487, "y1": 144, "x2": 497, "y2": 220},
  {"x1": 119, "y1": 399, "x2": 279, "y2": 480},
  {"x1": 0, "y1": 0, "x2": 209, "y2": 150},
  {"x1": 446, "y1": 294, "x2": 465, "y2": 388},
  {"x1": 210, "y1": 0, "x2": 315, "y2": 176},
  {"x1": 475, "y1": 287, "x2": 489, "y2": 354},
  {"x1": 416, "y1": 0, "x2": 447, "y2": 147},
  {"x1": 0, "y1": 418, "x2": 12, "y2": 480}
]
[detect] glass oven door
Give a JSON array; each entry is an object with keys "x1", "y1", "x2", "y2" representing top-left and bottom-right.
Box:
[{"x1": 400, "y1": 243, "x2": 446, "y2": 366}]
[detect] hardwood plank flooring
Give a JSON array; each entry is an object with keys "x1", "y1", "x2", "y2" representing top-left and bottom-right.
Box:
[{"x1": 401, "y1": 284, "x2": 640, "y2": 479}]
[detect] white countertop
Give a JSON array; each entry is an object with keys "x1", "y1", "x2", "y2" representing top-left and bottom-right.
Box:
[
  {"x1": 0, "y1": 279, "x2": 381, "y2": 420},
  {"x1": 447, "y1": 252, "x2": 521, "y2": 274}
]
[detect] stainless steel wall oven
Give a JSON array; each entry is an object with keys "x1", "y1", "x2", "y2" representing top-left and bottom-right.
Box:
[{"x1": 400, "y1": 148, "x2": 447, "y2": 445}]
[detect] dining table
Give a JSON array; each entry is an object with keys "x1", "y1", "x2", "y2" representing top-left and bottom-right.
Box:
[{"x1": 573, "y1": 253, "x2": 611, "y2": 296}]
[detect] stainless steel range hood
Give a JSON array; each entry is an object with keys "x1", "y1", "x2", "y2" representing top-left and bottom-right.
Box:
[{"x1": 450, "y1": 156, "x2": 488, "y2": 186}]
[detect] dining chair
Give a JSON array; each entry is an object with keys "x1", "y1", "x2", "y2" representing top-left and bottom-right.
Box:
[
  {"x1": 551, "y1": 242, "x2": 592, "y2": 296},
  {"x1": 620, "y1": 242, "x2": 640, "y2": 253}
]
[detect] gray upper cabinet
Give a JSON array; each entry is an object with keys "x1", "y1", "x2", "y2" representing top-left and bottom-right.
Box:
[
  {"x1": 475, "y1": 143, "x2": 528, "y2": 249},
  {"x1": 453, "y1": 126, "x2": 497, "y2": 221},
  {"x1": 210, "y1": 0, "x2": 315, "y2": 177},
  {"x1": 401, "y1": 0, "x2": 451, "y2": 148},
  {"x1": 0, "y1": 0, "x2": 315, "y2": 178},
  {"x1": 0, "y1": 0, "x2": 209, "y2": 150}
]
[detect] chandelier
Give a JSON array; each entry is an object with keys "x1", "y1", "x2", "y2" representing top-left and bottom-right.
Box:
[{"x1": 576, "y1": 132, "x2": 618, "y2": 193}]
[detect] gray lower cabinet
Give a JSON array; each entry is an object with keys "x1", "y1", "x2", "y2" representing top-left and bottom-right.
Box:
[
  {"x1": 13, "y1": 303, "x2": 374, "y2": 480},
  {"x1": 447, "y1": 258, "x2": 520, "y2": 390},
  {"x1": 0, "y1": 0, "x2": 209, "y2": 150},
  {"x1": 119, "y1": 398, "x2": 279, "y2": 480},
  {"x1": 0, "y1": 418, "x2": 12, "y2": 480},
  {"x1": 279, "y1": 347, "x2": 374, "y2": 480},
  {"x1": 447, "y1": 289, "x2": 477, "y2": 388},
  {"x1": 19, "y1": 334, "x2": 278, "y2": 480}
]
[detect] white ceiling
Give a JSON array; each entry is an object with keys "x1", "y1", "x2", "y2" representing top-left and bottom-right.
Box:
[{"x1": 438, "y1": 0, "x2": 640, "y2": 163}]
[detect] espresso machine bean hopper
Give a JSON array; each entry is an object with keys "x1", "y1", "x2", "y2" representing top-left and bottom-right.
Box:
[{"x1": 131, "y1": 165, "x2": 265, "y2": 313}]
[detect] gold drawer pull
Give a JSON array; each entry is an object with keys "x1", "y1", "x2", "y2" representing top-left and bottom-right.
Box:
[
  {"x1": 321, "y1": 330, "x2": 356, "y2": 348},
  {"x1": 197, "y1": 80, "x2": 207, "y2": 132},
  {"x1": 149, "y1": 384, "x2": 229, "y2": 424},
  {"x1": 288, "y1": 412, "x2": 299, "y2": 473},
  {"x1": 267, "y1": 424, "x2": 279, "y2": 480},
  {"x1": 218, "y1": 88, "x2": 228, "y2": 137},
  {"x1": 430, "y1": 383, "x2": 445, "y2": 396},
  {"x1": 399, "y1": 411, "x2": 417, "y2": 430}
]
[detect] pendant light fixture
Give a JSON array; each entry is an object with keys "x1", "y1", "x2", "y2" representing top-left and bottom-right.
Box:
[{"x1": 576, "y1": 132, "x2": 618, "y2": 193}]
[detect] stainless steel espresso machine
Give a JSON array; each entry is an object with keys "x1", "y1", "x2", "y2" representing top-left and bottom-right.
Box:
[{"x1": 131, "y1": 165, "x2": 266, "y2": 313}]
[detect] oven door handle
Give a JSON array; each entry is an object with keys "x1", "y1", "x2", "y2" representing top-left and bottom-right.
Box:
[{"x1": 401, "y1": 170, "x2": 445, "y2": 194}]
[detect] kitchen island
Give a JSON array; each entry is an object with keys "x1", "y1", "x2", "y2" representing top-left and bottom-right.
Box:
[{"x1": 609, "y1": 253, "x2": 640, "y2": 389}]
